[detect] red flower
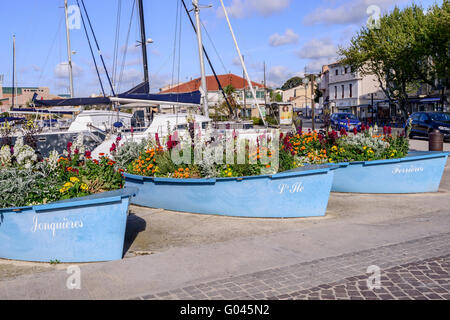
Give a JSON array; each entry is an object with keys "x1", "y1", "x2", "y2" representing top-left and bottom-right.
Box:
[
  {"x1": 353, "y1": 127, "x2": 358, "y2": 135},
  {"x1": 110, "y1": 143, "x2": 117, "y2": 153},
  {"x1": 85, "y1": 150, "x2": 92, "y2": 158},
  {"x1": 155, "y1": 133, "x2": 161, "y2": 146},
  {"x1": 74, "y1": 149, "x2": 79, "y2": 155},
  {"x1": 67, "y1": 142, "x2": 73, "y2": 153}
]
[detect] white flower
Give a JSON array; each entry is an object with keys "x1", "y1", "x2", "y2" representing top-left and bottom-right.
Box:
[
  {"x1": 48, "y1": 150, "x2": 59, "y2": 171},
  {"x1": 0, "y1": 145, "x2": 12, "y2": 168},
  {"x1": 14, "y1": 137, "x2": 37, "y2": 168}
]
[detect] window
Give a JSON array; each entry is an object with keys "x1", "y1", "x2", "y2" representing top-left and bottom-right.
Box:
[
  {"x1": 334, "y1": 86, "x2": 337, "y2": 99},
  {"x1": 419, "y1": 114, "x2": 429, "y2": 122},
  {"x1": 345, "y1": 67, "x2": 349, "y2": 74},
  {"x1": 335, "y1": 69, "x2": 339, "y2": 76},
  {"x1": 342, "y1": 85, "x2": 345, "y2": 98},
  {"x1": 349, "y1": 84, "x2": 353, "y2": 98}
]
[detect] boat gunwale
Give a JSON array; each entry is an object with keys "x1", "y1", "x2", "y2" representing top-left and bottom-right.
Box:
[
  {"x1": 124, "y1": 164, "x2": 339, "y2": 185},
  {"x1": 0, "y1": 187, "x2": 138, "y2": 214},
  {"x1": 334, "y1": 151, "x2": 449, "y2": 168}
]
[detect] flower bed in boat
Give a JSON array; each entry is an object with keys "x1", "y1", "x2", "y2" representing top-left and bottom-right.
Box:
[
  {"x1": 283, "y1": 126, "x2": 409, "y2": 165},
  {"x1": 113, "y1": 125, "x2": 410, "y2": 180},
  {"x1": 0, "y1": 136, "x2": 124, "y2": 209}
]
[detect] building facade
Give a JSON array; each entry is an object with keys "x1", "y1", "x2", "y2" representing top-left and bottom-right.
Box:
[
  {"x1": 1, "y1": 85, "x2": 63, "y2": 111},
  {"x1": 159, "y1": 73, "x2": 267, "y2": 118},
  {"x1": 326, "y1": 62, "x2": 386, "y2": 123}
]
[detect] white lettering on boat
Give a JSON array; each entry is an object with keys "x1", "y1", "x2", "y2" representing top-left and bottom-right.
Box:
[
  {"x1": 31, "y1": 216, "x2": 84, "y2": 238},
  {"x1": 392, "y1": 166, "x2": 424, "y2": 175},
  {"x1": 279, "y1": 183, "x2": 304, "y2": 194}
]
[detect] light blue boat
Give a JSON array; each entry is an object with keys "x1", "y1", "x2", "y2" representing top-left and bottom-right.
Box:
[
  {"x1": 332, "y1": 151, "x2": 449, "y2": 193},
  {"x1": 125, "y1": 165, "x2": 338, "y2": 218},
  {"x1": 0, "y1": 188, "x2": 137, "y2": 263}
]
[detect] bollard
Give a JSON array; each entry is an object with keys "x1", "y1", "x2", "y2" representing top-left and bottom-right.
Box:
[{"x1": 429, "y1": 129, "x2": 444, "y2": 152}]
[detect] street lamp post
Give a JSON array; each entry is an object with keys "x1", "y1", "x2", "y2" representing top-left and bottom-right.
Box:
[{"x1": 303, "y1": 74, "x2": 321, "y2": 131}]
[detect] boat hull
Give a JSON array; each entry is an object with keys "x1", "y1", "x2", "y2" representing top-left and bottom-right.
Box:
[
  {"x1": 125, "y1": 166, "x2": 337, "y2": 218},
  {"x1": 0, "y1": 188, "x2": 137, "y2": 263},
  {"x1": 332, "y1": 152, "x2": 449, "y2": 194}
]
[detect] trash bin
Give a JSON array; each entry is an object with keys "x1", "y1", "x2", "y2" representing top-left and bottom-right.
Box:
[{"x1": 429, "y1": 129, "x2": 444, "y2": 152}]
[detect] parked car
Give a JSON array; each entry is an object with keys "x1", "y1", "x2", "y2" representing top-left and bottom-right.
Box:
[
  {"x1": 330, "y1": 113, "x2": 362, "y2": 131},
  {"x1": 407, "y1": 112, "x2": 450, "y2": 140}
]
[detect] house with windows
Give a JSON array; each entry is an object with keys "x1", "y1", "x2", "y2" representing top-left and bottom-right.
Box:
[
  {"x1": 327, "y1": 62, "x2": 385, "y2": 123},
  {"x1": 159, "y1": 73, "x2": 266, "y2": 118},
  {"x1": 282, "y1": 84, "x2": 314, "y2": 115}
]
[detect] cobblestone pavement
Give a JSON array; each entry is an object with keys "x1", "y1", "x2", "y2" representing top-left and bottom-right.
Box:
[{"x1": 132, "y1": 233, "x2": 450, "y2": 300}]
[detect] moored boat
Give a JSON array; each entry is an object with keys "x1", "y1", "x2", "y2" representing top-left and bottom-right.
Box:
[
  {"x1": 0, "y1": 188, "x2": 137, "y2": 263},
  {"x1": 125, "y1": 165, "x2": 338, "y2": 218},
  {"x1": 331, "y1": 151, "x2": 449, "y2": 194}
]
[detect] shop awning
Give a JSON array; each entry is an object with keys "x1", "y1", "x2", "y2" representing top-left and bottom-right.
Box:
[{"x1": 420, "y1": 97, "x2": 441, "y2": 103}]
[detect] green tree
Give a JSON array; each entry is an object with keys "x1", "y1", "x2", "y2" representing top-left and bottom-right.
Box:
[
  {"x1": 338, "y1": 3, "x2": 446, "y2": 118},
  {"x1": 269, "y1": 90, "x2": 283, "y2": 102},
  {"x1": 281, "y1": 77, "x2": 303, "y2": 91},
  {"x1": 314, "y1": 86, "x2": 323, "y2": 104},
  {"x1": 411, "y1": 1, "x2": 449, "y2": 101},
  {"x1": 214, "y1": 85, "x2": 241, "y2": 119}
]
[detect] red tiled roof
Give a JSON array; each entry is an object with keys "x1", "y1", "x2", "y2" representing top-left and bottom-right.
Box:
[{"x1": 160, "y1": 73, "x2": 264, "y2": 93}]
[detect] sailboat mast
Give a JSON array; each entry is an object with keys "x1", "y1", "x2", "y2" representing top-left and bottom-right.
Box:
[
  {"x1": 12, "y1": 35, "x2": 15, "y2": 108},
  {"x1": 64, "y1": 0, "x2": 74, "y2": 98},
  {"x1": 192, "y1": 0, "x2": 209, "y2": 118},
  {"x1": 137, "y1": 0, "x2": 149, "y2": 90},
  {"x1": 219, "y1": 0, "x2": 266, "y2": 126}
]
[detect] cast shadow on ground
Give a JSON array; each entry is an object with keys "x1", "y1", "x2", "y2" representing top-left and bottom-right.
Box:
[{"x1": 123, "y1": 214, "x2": 147, "y2": 256}]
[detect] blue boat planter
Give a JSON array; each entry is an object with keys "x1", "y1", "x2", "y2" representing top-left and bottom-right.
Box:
[
  {"x1": 125, "y1": 165, "x2": 338, "y2": 218},
  {"x1": 0, "y1": 188, "x2": 137, "y2": 263},
  {"x1": 332, "y1": 151, "x2": 449, "y2": 194}
]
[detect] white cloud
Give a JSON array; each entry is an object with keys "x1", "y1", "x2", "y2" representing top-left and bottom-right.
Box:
[
  {"x1": 19, "y1": 65, "x2": 41, "y2": 73},
  {"x1": 305, "y1": 58, "x2": 335, "y2": 73},
  {"x1": 269, "y1": 29, "x2": 299, "y2": 47},
  {"x1": 297, "y1": 38, "x2": 338, "y2": 60},
  {"x1": 54, "y1": 62, "x2": 83, "y2": 79},
  {"x1": 217, "y1": 0, "x2": 291, "y2": 19},
  {"x1": 303, "y1": 0, "x2": 408, "y2": 26},
  {"x1": 267, "y1": 66, "x2": 302, "y2": 88},
  {"x1": 120, "y1": 44, "x2": 141, "y2": 55}
]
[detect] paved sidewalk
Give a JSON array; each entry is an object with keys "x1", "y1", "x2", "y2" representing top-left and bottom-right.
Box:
[
  {"x1": 0, "y1": 148, "x2": 448, "y2": 300},
  {"x1": 133, "y1": 233, "x2": 450, "y2": 300}
]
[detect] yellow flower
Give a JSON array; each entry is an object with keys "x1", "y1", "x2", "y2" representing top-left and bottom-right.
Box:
[
  {"x1": 331, "y1": 146, "x2": 338, "y2": 152},
  {"x1": 64, "y1": 182, "x2": 73, "y2": 188},
  {"x1": 81, "y1": 183, "x2": 89, "y2": 191},
  {"x1": 59, "y1": 188, "x2": 67, "y2": 194},
  {"x1": 363, "y1": 146, "x2": 368, "y2": 150},
  {"x1": 70, "y1": 177, "x2": 80, "y2": 183}
]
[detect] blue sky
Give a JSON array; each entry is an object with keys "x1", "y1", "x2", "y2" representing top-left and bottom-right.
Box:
[{"x1": 0, "y1": 0, "x2": 442, "y2": 96}]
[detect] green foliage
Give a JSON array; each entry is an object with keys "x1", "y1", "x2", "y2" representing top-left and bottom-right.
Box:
[
  {"x1": 281, "y1": 77, "x2": 303, "y2": 91},
  {"x1": 113, "y1": 139, "x2": 149, "y2": 170},
  {"x1": 252, "y1": 117, "x2": 264, "y2": 126},
  {"x1": 338, "y1": 2, "x2": 449, "y2": 117},
  {"x1": 0, "y1": 163, "x2": 61, "y2": 208}
]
